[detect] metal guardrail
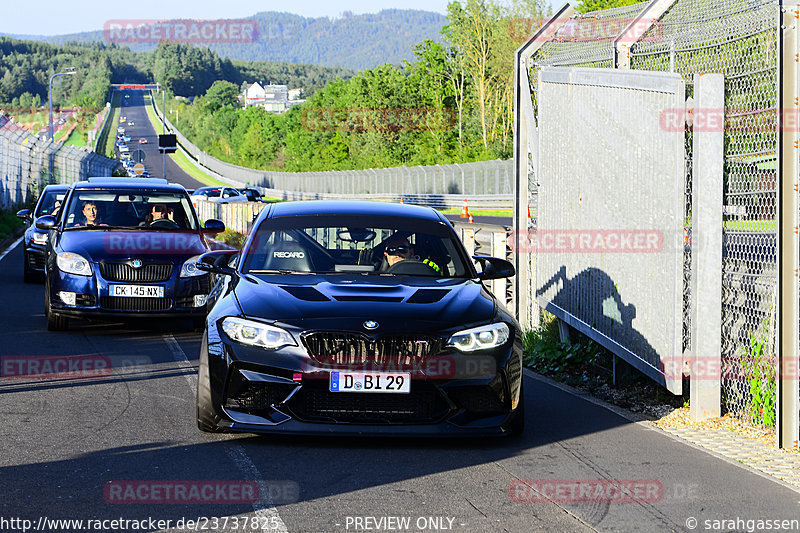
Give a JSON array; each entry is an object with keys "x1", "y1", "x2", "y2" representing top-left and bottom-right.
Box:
[{"x1": 149, "y1": 92, "x2": 514, "y2": 208}]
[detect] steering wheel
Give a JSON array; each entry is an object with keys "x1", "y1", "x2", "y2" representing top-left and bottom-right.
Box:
[
  {"x1": 150, "y1": 218, "x2": 180, "y2": 229},
  {"x1": 387, "y1": 259, "x2": 439, "y2": 276}
]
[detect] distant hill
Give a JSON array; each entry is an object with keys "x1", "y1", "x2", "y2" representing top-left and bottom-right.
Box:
[{"x1": 6, "y1": 10, "x2": 447, "y2": 71}]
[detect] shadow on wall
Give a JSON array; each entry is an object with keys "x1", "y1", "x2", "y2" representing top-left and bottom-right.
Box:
[{"x1": 537, "y1": 265, "x2": 669, "y2": 384}]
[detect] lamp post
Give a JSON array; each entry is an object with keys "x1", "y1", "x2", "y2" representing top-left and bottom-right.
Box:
[{"x1": 48, "y1": 67, "x2": 76, "y2": 142}]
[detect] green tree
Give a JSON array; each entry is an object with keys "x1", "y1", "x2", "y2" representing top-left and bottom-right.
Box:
[
  {"x1": 576, "y1": 0, "x2": 645, "y2": 13},
  {"x1": 204, "y1": 80, "x2": 240, "y2": 112}
]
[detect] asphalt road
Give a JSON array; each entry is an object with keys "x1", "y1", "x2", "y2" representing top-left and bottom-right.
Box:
[
  {"x1": 115, "y1": 91, "x2": 203, "y2": 190},
  {"x1": 1, "y1": 237, "x2": 799, "y2": 533}
]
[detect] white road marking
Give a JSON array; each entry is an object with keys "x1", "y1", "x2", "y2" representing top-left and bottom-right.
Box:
[
  {"x1": 163, "y1": 334, "x2": 289, "y2": 533},
  {"x1": 0, "y1": 236, "x2": 23, "y2": 263}
]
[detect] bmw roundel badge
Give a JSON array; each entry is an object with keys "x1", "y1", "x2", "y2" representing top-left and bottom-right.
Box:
[
  {"x1": 363, "y1": 320, "x2": 379, "y2": 330},
  {"x1": 131, "y1": 259, "x2": 143, "y2": 269}
]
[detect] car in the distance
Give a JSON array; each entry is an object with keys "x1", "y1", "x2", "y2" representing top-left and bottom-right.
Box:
[
  {"x1": 16, "y1": 184, "x2": 71, "y2": 282},
  {"x1": 128, "y1": 121, "x2": 135, "y2": 126},
  {"x1": 190, "y1": 186, "x2": 248, "y2": 204},
  {"x1": 139, "y1": 138, "x2": 148, "y2": 144},
  {"x1": 195, "y1": 200, "x2": 524, "y2": 437},
  {"x1": 39, "y1": 177, "x2": 225, "y2": 331},
  {"x1": 240, "y1": 188, "x2": 265, "y2": 203}
]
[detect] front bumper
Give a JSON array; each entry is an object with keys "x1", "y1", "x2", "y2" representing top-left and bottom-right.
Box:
[
  {"x1": 48, "y1": 264, "x2": 211, "y2": 319},
  {"x1": 204, "y1": 326, "x2": 524, "y2": 437},
  {"x1": 24, "y1": 242, "x2": 46, "y2": 273}
]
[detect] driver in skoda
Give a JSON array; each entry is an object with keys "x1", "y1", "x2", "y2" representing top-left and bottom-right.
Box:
[{"x1": 145, "y1": 203, "x2": 172, "y2": 225}]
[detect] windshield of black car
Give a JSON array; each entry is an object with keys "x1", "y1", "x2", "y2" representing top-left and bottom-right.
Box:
[
  {"x1": 242, "y1": 215, "x2": 471, "y2": 277},
  {"x1": 62, "y1": 190, "x2": 198, "y2": 230}
]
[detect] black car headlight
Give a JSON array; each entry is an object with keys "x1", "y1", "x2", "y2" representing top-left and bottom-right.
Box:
[
  {"x1": 180, "y1": 254, "x2": 205, "y2": 278},
  {"x1": 221, "y1": 317, "x2": 297, "y2": 350},
  {"x1": 446, "y1": 323, "x2": 510, "y2": 352},
  {"x1": 56, "y1": 252, "x2": 92, "y2": 276}
]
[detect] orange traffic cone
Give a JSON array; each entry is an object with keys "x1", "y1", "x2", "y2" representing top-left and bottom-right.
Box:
[
  {"x1": 468, "y1": 213, "x2": 474, "y2": 223},
  {"x1": 400, "y1": 197, "x2": 404, "y2": 204},
  {"x1": 460, "y1": 198, "x2": 470, "y2": 219}
]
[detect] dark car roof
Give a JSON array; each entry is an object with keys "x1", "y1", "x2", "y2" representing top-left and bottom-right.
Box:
[
  {"x1": 72, "y1": 178, "x2": 185, "y2": 192},
  {"x1": 268, "y1": 201, "x2": 443, "y2": 221},
  {"x1": 41, "y1": 184, "x2": 71, "y2": 192}
]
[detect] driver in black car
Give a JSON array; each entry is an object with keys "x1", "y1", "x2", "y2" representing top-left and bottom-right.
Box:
[
  {"x1": 383, "y1": 235, "x2": 414, "y2": 268},
  {"x1": 383, "y1": 235, "x2": 442, "y2": 274}
]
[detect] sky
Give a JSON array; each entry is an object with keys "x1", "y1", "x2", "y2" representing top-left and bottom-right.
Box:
[{"x1": 3, "y1": 0, "x2": 567, "y2": 36}]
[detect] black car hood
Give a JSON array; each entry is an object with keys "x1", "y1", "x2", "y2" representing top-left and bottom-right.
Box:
[
  {"x1": 235, "y1": 275, "x2": 497, "y2": 333},
  {"x1": 59, "y1": 230, "x2": 208, "y2": 263}
]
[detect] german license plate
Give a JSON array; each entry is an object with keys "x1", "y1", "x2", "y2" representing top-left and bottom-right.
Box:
[
  {"x1": 110, "y1": 285, "x2": 164, "y2": 298},
  {"x1": 329, "y1": 372, "x2": 410, "y2": 394}
]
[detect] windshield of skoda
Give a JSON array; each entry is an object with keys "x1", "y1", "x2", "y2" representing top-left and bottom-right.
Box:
[
  {"x1": 243, "y1": 215, "x2": 472, "y2": 277},
  {"x1": 63, "y1": 190, "x2": 198, "y2": 231}
]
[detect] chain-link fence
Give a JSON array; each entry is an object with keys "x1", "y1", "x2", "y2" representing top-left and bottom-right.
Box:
[
  {"x1": 0, "y1": 119, "x2": 121, "y2": 210},
  {"x1": 520, "y1": 0, "x2": 783, "y2": 429}
]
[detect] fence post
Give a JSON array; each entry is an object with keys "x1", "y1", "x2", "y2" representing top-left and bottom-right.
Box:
[
  {"x1": 777, "y1": 0, "x2": 800, "y2": 449},
  {"x1": 689, "y1": 73, "x2": 724, "y2": 422},
  {"x1": 492, "y1": 231, "x2": 507, "y2": 306},
  {"x1": 461, "y1": 227, "x2": 475, "y2": 257}
]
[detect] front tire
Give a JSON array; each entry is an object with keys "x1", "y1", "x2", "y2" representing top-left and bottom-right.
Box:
[
  {"x1": 197, "y1": 335, "x2": 223, "y2": 433},
  {"x1": 45, "y1": 282, "x2": 69, "y2": 331},
  {"x1": 23, "y1": 253, "x2": 38, "y2": 283},
  {"x1": 508, "y1": 386, "x2": 525, "y2": 436}
]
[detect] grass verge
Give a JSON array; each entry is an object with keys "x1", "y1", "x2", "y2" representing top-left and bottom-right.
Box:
[
  {"x1": 524, "y1": 311, "x2": 686, "y2": 417},
  {"x1": 442, "y1": 208, "x2": 512, "y2": 217},
  {"x1": 170, "y1": 149, "x2": 228, "y2": 186},
  {"x1": 142, "y1": 93, "x2": 225, "y2": 187},
  {"x1": 98, "y1": 92, "x2": 121, "y2": 158},
  {"x1": 0, "y1": 209, "x2": 25, "y2": 242}
]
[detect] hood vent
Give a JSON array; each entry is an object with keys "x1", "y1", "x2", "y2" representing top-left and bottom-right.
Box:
[
  {"x1": 407, "y1": 289, "x2": 450, "y2": 304},
  {"x1": 280, "y1": 286, "x2": 330, "y2": 302}
]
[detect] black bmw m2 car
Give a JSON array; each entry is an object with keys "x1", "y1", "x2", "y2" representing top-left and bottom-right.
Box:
[{"x1": 196, "y1": 200, "x2": 524, "y2": 437}]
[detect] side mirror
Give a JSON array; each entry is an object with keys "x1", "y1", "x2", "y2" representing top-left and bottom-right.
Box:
[
  {"x1": 474, "y1": 256, "x2": 515, "y2": 280},
  {"x1": 202, "y1": 219, "x2": 225, "y2": 234},
  {"x1": 16, "y1": 209, "x2": 31, "y2": 222},
  {"x1": 35, "y1": 215, "x2": 57, "y2": 231},
  {"x1": 197, "y1": 250, "x2": 238, "y2": 276}
]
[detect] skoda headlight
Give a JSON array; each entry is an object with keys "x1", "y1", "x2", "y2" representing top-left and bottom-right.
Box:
[
  {"x1": 447, "y1": 323, "x2": 510, "y2": 352},
  {"x1": 56, "y1": 252, "x2": 92, "y2": 276},
  {"x1": 221, "y1": 317, "x2": 297, "y2": 350},
  {"x1": 180, "y1": 254, "x2": 204, "y2": 277}
]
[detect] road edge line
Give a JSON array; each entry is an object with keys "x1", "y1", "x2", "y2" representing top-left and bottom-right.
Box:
[
  {"x1": 162, "y1": 333, "x2": 290, "y2": 532},
  {"x1": 0, "y1": 235, "x2": 24, "y2": 264}
]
